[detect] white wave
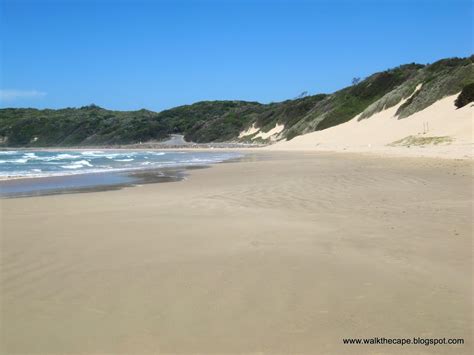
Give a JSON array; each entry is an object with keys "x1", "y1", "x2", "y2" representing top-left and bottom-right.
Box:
[
  {"x1": 86, "y1": 153, "x2": 122, "y2": 159},
  {"x1": 7, "y1": 152, "x2": 40, "y2": 163},
  {"x1": 0, "y1": 151, "x2": 19, "y2": 155},
  {"x1": 80, "y1": 151, "x2": 105, "y2": 157},
  {"x1": 52, "y1": 153, "x2": 79, "y2": 160},
  {"x1": 80, "y1": 151, "x2": 139, "y2": 160},
  {"x1": 0, "y1": 150, "x2": 243, "y2": 180},
  {"x1": 60, "y1": 160, "x2": 93, "y2": 169},
  {"x1": 36, "y1": 153, "x2": 80, "y2": 161},
  {"x1": 77, "y1": 160, "x2": 93, "y2": 167}
]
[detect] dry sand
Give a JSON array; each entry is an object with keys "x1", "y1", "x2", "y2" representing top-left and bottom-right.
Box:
[
  {"x1": 267, "y1": 94, "x2": 473, "y2": 159},
  {"x1": 0, "y1": 152, "x2": 472, "y2": 354}
]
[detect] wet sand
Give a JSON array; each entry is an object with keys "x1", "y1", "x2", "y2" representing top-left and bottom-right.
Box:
[
  {"x1": 0, "y1": 166, "x2": 201, "y2": 198},
  {"x1": 0, "y1": 151, "x2": 472, "y2": 354}
]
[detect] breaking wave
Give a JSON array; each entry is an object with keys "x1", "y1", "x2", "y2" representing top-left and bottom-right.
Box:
[{"x1": 0, "y1": 150, "x2": 241, "y2": 179}]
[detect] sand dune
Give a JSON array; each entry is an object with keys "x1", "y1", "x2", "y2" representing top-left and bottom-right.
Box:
[
  {"x1": 239, "y1": 123, "x2": 285, "y2": 141},
  {"x1": 268, "y1": 94, "x2": 473, "y2": 159},
  {"x1": 1, "y1": 152, "x2": 472, "y2": 354}
]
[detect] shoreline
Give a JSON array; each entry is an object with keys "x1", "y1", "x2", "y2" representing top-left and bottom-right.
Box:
[
  {"x1": 0, "y1": 159, "x2": 217, "y2": 182},
  {"x1": 1, "y1": 145, "x2": 470, "y2": 186},
  {"x1": 0, "y1": 166, "x2": 193, "y2": 198},
  {"x1": 0, "y1": 149, "x2": 245, "y2": 184},
  {"x1": 1, "y1": 147, "x2": 471, "y2": 197},
  {"x1": 0, "y1": 157, "x2": 247, "y2": 198}
]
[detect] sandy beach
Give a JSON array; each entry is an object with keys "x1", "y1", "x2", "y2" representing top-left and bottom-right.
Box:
[{"x1": 0, "y1": 151, "x2": 472, "y2": 354}]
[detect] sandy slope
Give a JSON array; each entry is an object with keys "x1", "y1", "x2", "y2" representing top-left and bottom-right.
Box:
[
  {"x1": 239, "y1": 123, "x2": 285, "y2": 141},
  {"x1": 1, "y1": 152, "x2": 472, "y2": 354},
  {"x1": 268, "y1": 94, "x2": 473, "y2": 159}
]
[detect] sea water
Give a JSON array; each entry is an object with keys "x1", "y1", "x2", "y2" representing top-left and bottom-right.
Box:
[
  {"x1": 0, "y1": 150, "x2": 241, "y2": 178},
  {"x1": 0, "y1": 150, "x2": 242, "y2": 197}
]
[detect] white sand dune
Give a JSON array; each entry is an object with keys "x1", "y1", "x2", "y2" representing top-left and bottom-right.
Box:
[
  {"x1": 238, "y1": 123, "x2": 260, "y2": 138},
  {"x1": 268, "y1": 94, "x2": 473, "y2": 159},
  {"x1": 239, "y1": 123, "x2": 285, "y2": 141},
  {"x1": 254, "y1": 123, "x2": 285, "y2": 141}
]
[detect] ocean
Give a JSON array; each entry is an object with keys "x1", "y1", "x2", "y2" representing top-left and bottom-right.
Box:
[{"x1": 0, "y1": 150, "x2": 242, "y2": 197}]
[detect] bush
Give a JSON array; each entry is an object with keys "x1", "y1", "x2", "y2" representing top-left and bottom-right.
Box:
[
  {"x1": 285, "y1": 129, "x2": 299, "y2": 141},
  {"x1": 454, "y1": 83, "x2": 474, "y2": 108}
]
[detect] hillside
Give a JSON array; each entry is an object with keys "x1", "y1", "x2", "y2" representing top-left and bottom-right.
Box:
[
  {"x1": 268, "y1": 92, "x2": 472, "y2": 159},
  {"x1": 0, "y1": 56, "x2": 472, "y2": 147}
]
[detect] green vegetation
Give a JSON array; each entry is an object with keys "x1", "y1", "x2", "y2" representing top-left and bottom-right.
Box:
[
  {"x1": 389, "y1": 135, "x2": 453, "y2": 147},
  {"x1": 454, "y1": 83, "x2": 474, "y2": 108},
  {"x1": 395, "y1": 86, "x2": 421, "y2": 113},
  {"x1": 395, "y1": 56, "x2": 474, "y2": 118},
  {"x1": 155, "y1": 101, "x2": 264, "y2": 143},
  {"x1": 0, "y1": 55, "x2": 471, "y2": 147},
  {"x1": 281, "y1": 63, "x2": 424, "y2": 136},
  {"x1": 0, "y1": 106, "x2": 169, "y2": 146}
]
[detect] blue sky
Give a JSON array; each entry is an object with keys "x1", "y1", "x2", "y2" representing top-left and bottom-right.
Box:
[{"x1": 0, "y1": 0, "x2": 472, "y2": 111}]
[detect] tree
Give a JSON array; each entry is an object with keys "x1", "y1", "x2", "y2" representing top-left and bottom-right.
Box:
[
  {"x1": 455, "y1": 83, "x2": 474, "y2": 108},
  {"x1": 352, "y1": 77, "x2": 361, "y2": 85},
  {"x1": 295, "y1": 91, "x2": 308, "y2": 99}
]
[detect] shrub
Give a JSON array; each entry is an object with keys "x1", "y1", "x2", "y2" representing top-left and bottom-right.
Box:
[
  {"x1": 285, "y1": 129, "x2": 299, "y2": 141},
  {"x1": 455, "y1": 83, "x2": 474, "y2": 108}
]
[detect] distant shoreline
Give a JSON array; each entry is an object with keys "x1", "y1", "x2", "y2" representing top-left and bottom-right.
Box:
[{"x1": 0, "y1": 134, "x2": 266, "y2": 151}]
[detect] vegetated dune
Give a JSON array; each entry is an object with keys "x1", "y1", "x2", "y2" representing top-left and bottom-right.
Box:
[
  {"x1": 267, "y1": 93, "x2": 473, "y2": 159},
  {"x1": 2, "y1": 56, "x2": 471, "y2": 147}
]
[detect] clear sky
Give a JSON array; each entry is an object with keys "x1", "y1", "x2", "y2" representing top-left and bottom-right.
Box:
[{"x1": 0, "y1": 0, "x2": 472, "y2": 111}]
